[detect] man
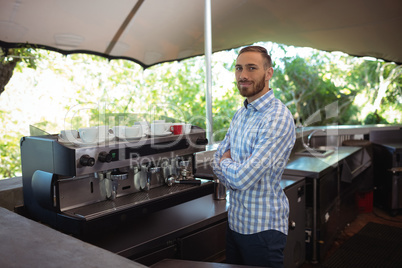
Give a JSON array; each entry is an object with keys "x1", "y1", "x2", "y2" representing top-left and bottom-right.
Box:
[{"x1": 213, "y1": 46, "x2": 295, "y2": 268}]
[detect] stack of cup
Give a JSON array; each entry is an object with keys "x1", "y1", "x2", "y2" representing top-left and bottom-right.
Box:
[
  {"x1": 184, "y1": 123, "x2": 192, "y2": 134},
  {"x1": 78, "y1": 127, "x2": 99, "y2": 143},
  {"x1": 150, "y1": 120, "x2": 171, "y2": 135},
  {"x1": 59, "y1": 129, "x2": 78, "y2": 142},
  {"x1": 134, "y1": 121, "x2": 149, "y2": 135},
  {"x1": 78, "y1": 125, "x2": 114, "y2": 144},
  {"x1": 113, "y1": 125, "x2": 142, "y2": 139},
  {"x1": 98, "y1": 125, "x2": 114, "y2": 142},
  {"x1": 169, "y1": 123, "x2": 192, "y2": 135}
]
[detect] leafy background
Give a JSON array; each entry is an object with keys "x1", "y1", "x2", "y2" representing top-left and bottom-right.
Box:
[{"x1": 0, "y1": 42, "x2": 401, "y2": 179}]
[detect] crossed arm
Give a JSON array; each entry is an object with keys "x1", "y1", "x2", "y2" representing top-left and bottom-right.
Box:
[
  {"x1": 220, "y1": 149, "x2": 231, "y2": 163},
  {"x1": 213, "y1": 112, "x2": 295, "y2": 191}
]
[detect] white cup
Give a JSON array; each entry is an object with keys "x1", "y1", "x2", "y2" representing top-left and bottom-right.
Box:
[
  {"x1": 125, "y1": 126, "x2": 141, "y2": 138},
  {"x1": 134, "y1": 121, "x2": 149, "y2": 134},
  {"x1": 59, "y1": 130, "x2": 78, "y2": 142},
  {"x1": 79, "y1": 127, "x2": 98, "y2": 143},
  {"x1": 184, "y1": 124, "x2": 192, "y2": 134},
  {"x1": 164, "y1": 122, "x2": 172, "y2": 131},
  {"x1": 98, "y1": 125, "x2": 114, "y2": 141},
  {"x1": 112, "y1": 126, "x2": 125, "y2": 138},
  {"x1": 151, "y1": 123, "x2": 169, "y2": 135}
]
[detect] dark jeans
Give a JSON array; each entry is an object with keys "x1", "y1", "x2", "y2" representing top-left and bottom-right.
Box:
[{"x1": 226, "y1": 225, "x2": 287, "y2": 268}]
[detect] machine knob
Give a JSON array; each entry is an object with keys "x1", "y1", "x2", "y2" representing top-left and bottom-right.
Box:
[
  {"x1": 196, "y1": 138, "x2": 208, "y2": 145},
  {"x1": 289, "y1": 220, "x2": 296, "y2": 230},
  {"x1": 79, "y1": 154, "x2": 95, "y2": 167},
  {"x1": 98, "y1": 151, "x2": 112, "y2": 163}
]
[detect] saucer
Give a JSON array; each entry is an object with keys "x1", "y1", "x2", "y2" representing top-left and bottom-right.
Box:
[
  {"x1": 116, "y1": 134, "x2": 146, "y2": 140},
  {"x1": 99, "y1": 134, "x2": 115, "y2": 142},
  {"x1": 58, "y1": 137, "x2": 75, "y2": 144},
  {"x1": 72, "y1": 139, "x2": 100, "y2": 147},
  {"x1": 148, "y1": 131, "x2": 172, "y2": 137}
]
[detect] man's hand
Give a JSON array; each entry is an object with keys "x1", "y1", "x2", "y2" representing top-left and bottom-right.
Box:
[{"x1": 220, "y1": 149, "x2": 231, "y2": 163}]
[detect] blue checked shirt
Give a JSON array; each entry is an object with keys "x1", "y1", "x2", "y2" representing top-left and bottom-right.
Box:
[{"x1": 213, "y1": 90, "x2": 295, "y2": 235}]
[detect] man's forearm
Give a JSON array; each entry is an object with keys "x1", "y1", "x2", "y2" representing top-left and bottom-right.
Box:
[{"x1": 220, "y1": 149, "x2": 231, "y2": 163}]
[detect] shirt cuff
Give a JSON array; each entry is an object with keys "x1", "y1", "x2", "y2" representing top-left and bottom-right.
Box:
[
  {"x1": 220, "y1": 158, "x2": 232, "y2": 170},
  {"x1": 219, "y1": 158, "x2": 235, "y2": 190}
]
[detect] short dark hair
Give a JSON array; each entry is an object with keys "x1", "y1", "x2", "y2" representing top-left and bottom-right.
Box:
[{"x1": 238, "y1": 46, "x2": 272, "y2": 69}]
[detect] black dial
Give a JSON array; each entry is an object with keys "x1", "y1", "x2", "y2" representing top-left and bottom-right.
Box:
[
  {"x1": 98, "y1": 151, "x2": 112, "y2": 163},
  {"x1": 79, "y1": 154, "x2": 95, "y2": 166},
  {"x1": 196, "y1": 138, "x2": 208, "y2": 145}
]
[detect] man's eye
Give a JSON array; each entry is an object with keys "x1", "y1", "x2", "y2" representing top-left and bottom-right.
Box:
[
  {"x1": 249, "y1": 67, "x2": 256, "y2": 70},
  {"x1": 235, "y1": 67, "x2": 242, "y2": 71}
]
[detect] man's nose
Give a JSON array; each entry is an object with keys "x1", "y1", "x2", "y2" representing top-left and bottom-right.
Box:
[{"x1": 238, "y1": 70, "x2": 248, "y2": 80}]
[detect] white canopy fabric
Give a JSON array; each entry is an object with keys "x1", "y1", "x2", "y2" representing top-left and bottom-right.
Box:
[{"x1": 1, "y1": 0, "x2": 402, "y2": 68}]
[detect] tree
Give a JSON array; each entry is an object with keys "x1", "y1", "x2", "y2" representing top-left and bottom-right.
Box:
[
  {"x1": 344, "y1": 59, "x2": 402, "y2": 123},
  {"x1": 0, "y1": 47, "x2": 37, "y2": 95},
  {"x1": 271, "y1": 52, "x2": 358, "y2": 127},
  {"x1": 1, "y1": 45, "x2": 401, "y2": 179}
]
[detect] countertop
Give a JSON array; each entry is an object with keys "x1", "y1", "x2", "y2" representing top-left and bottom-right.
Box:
[
  {"x1": 0, "y1": 124, "x2": 397, "y2": 267},
  {"x1": 0, "y1": 207, "x2": 146, "y2": 268},
  {"x1": 295, "y1": 124, "x2": 402, "y2": 137},
  {"x1": 284, "y1": 146, "x2": 362, "y2": 178},
  {"x1": 373, "y1": 142, "x2": 402, "y2": 152},
  {"x1": 0, "y1": 177, "x2": 302, "y2": 267},
  {"x1": 370, "y1": 128, "x2": 402, "y2": 152},
  {"x1": 86, "y1": 175, "x2": 303, "y2": 259},
  {"x1": 151, "y1": 259, "x2": 263, "y2": 268},
  {"x1": 87, "y1": 193, "x2": 229, "y2": 258}
]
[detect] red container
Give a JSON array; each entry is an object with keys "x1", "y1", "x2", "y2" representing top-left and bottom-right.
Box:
[
  {"x1": 356, "y1": 191, "x2": 373, "y2": 213},
  {"x1": 170, "y1": 124, "x2": 183, "y2": 135}
]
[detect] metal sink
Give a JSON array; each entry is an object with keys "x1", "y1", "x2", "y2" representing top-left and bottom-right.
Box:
[{"x1": 295, "y1": 146, "x2": 335, "y2": 158}]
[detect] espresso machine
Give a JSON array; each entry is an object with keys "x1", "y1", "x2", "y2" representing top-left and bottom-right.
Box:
[{"x1": 20, "y1": 126, "x2": 212, "y2": 238}]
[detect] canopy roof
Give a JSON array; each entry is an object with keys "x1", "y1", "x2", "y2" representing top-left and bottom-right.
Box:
[{"x1": 1, "y1": 0, "x2": 402, "y2": 68}]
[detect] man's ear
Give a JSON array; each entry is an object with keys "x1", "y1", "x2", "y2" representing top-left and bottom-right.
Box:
[{"x1": 266, "y1": 67, "x2": 274, "y2": 81}]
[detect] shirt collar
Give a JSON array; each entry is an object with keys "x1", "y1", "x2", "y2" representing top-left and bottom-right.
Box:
[{"x1": 243, "y1": 89, "x2": 274, "y2": 111}]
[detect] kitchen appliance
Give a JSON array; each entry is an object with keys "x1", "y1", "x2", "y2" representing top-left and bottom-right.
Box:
[
  {"x1": 20, "y1": 126, "x2": 212, "y2": 238},
  {"x1": 281, "y1": 175, "x2": 306, "y2": 268},
  {"x1": 370, "y1": 129, "x2": 402, "y2": 216}
]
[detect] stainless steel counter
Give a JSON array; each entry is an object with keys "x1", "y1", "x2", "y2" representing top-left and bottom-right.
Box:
[
  {"x1": 285, "y1": 146, "x2": 368, "y2": 263},
  {"x1": 374, "y1": 142, "x2": 402, "y2": 152},
  {"x1": 284, "y1": 146, "x2": 361, "y2": 178},
  {"x1": 197, "y1": 142, "x2": 366, "y2": 264},
  {"x1": 296, "y1": 124, "x2": 402, "y2": 137}
]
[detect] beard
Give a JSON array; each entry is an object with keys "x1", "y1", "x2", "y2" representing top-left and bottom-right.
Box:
[{"x1": 237, "y1": 74, "x2": 266, "y2": 98}]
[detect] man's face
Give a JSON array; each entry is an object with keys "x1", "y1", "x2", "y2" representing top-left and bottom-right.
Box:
[{"x1": 235, "y1": 52, "x2": 273, "y2": 101}]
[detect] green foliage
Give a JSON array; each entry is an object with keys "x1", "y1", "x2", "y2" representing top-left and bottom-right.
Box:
[
  {"x1": 270, "y1": 50, "x2": 401, "y2": 127},
  {"x1": 0, "y1": 110, "x2": 21, "y2": 179},
  {"x1": 271, "y1": 52, "x2": 358, "y2": 127},
  {"x1": 212, "y1": 86, "x2": 242, "y2": 141},
  {"x1": 0, "y1": 44, "x2": 401, "y2": 179},
  {"x1": 0, "y1": 136, "x2": 21, "y2": 179},
  {"x1": 1, "y1": 47, "x2": 38, "y2": 70},
  {"x1": 142, "y1": 57, "x2": 207, "y2": 125},
  {"x1": 364, "y1": 112, "x2": 389, "y2": 124}
]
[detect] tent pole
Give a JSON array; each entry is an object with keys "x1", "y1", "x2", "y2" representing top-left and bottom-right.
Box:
[{"x1": 204, "y1": 0, "x2": 213, "y2": 145}]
